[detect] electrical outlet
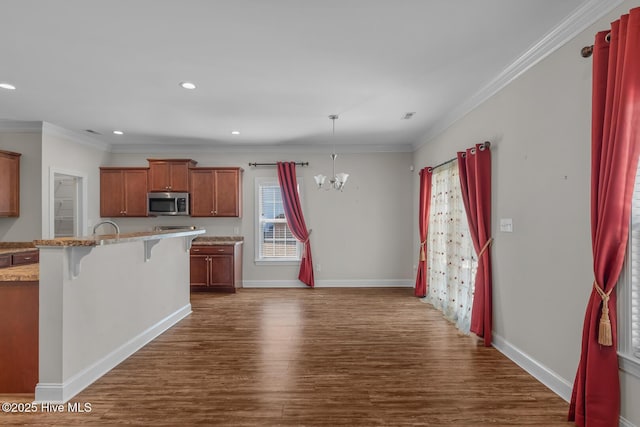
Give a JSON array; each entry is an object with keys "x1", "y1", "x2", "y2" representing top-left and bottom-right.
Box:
[{"x1": 316, "y1": 263, "x2": 321, "y2": 272}]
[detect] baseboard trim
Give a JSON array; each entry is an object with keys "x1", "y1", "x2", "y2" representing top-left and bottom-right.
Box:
[
  {"x1": 35, "y1": 304, "x2": 192, "y2": 403},
  {"x1": 620, "y1": 416, "x2": 635, "y2": 427},
  {"x1": 242, "y1": 279, "x2": 413, "y2": 288},
  {"x1": 492, "y1": 333, "x2": 638, "y2": 427},
  {"x1": 491, "y1": 333, "x2": 573, "y2": 402}
]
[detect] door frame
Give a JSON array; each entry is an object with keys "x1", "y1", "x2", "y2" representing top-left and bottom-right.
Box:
[{"x1": 48, "y1": 168, "x2": 88, "y2": 239}]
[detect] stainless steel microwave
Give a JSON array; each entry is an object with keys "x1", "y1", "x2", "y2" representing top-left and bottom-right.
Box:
[{"x1": 148, "y1": 192, "x2": 189, "y2": 216}]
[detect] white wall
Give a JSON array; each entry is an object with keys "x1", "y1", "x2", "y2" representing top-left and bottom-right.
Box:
[
  {"x1": 107, "y1": 149, "x2": 414, "y2": 285},
  {"x1": 413, "y1": 1, "x2": 640, "y2": 425},
  {"x1": 41, "y1": 123, "x2": 110, "y2": 238},
  {"x1": 0, "y1": 125, "x2": 43, "y2": 240}
]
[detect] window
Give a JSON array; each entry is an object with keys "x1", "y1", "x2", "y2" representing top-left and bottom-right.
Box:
[
  {"x1": 255, "y1": 177, "x2": 302, "y2": 262},
  {"x1": 424, "y1": 161, "x2": 477, "y2": 334},
  {"x1": 618, "y1": 163, "x2": 640, "y2": 377}
]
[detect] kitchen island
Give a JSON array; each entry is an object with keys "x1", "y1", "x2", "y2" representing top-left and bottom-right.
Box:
[{"x1": 33, "y1": 227, "x2": 204, "y2": 403}]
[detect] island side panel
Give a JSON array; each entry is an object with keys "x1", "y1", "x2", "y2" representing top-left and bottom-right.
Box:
[{"x1": 36, "y1": 236, "x2": 191, "y2": 402}]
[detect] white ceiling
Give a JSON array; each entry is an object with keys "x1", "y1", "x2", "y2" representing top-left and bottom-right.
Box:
[{"x1": 0, "y1": 0, "x2": 619, "y2": 152}]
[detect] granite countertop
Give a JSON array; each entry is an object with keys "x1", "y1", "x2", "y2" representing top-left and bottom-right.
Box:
[
  {"x1": 0, "y1": 247, "x2": 38, "y2": 256},
  {"x1": 0, "y1": 263, "x2": 39, "y2": 282},
  {"x1": 0, "y1": 242, "x2": 36, "y2": 249},
  {"x1": 34, "y1": 228, "x2": 206, "y2": 247},
  {"x1": 0, "y1": 242, "x2": 37, "y2": 256},
  {"x1": 193, "y1": 236, "x2": 244, "y2": 245}
]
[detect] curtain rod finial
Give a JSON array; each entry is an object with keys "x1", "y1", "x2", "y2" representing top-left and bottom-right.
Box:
[{"x1": 581, "y1": 45, "x2": 593, "y2": 58}]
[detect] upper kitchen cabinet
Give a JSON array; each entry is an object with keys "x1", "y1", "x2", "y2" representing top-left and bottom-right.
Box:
[
  {"x1": 100, "y1": 167, "x2": 149, "y2": 217},
  {"x1": 147, "y1": 159, "x2": 197, "y2": 192},
  {"x1": 190, "y1": 168, "x2": 242, "y2": 217},
  {"x1": 0, "y1": 150, "x2": 21, "y2": 217}
]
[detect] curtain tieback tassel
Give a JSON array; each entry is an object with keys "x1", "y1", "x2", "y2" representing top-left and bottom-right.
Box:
[
  {"x1": 593, "y1": 281, "x2": 613, "y2": 346},
  {"x1": 420, "y1": 241, "x2": 426, "y2": 262}
]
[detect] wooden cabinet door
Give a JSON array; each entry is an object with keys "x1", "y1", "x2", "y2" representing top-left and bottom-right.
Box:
[
  {"x1": 209, "y1": 254, "x2": 234, "y2": 290},
  {"x1": 214, "y1": 169, "x2": 241, "y2": 217},
  {"x1": 100, "y1": 168, "x2": 148, "y2": 217},
  {"x1": 189, "y1": 169, "x2": 214, "y2": 216},
  {"x1": 189, "y1": 254, "x2": 209, "y2": 288},
  {"x1": 100, "y1": 169, "x2": 125, "y2": 217},
  {"x1": 0, "y1": 150, "x2": 21, "y2": 217},
  {"x1": 148, "y1": 160, "x2": 194, "y2": 192},
  {"x1": 168, "y1": 162, "x2": 190, "y2": 192},
  {"x1": 123, "y1": 170, "x2": 148, "y2": 217},
  {"x1": 148, "y1": 162, "x2": 171, "y2": 192}
]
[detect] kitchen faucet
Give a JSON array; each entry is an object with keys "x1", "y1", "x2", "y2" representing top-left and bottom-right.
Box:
[{"x1": 93, "y1": 220, "x2": 120, "y2": 235}]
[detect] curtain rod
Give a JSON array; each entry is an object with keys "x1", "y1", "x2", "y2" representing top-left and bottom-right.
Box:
[
  {"x1": 581, "y1": 32, "x2": 611, "y2": 58},
  {"x1": 429, "y1": 141, "x2": 491, "y2": 171},
  {"x1": 248, "y1": 162, "x2": 309, "y2": 167}
]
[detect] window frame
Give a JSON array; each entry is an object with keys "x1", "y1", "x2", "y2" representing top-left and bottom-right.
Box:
[
  {"x1": 617, "y1": 166, "x2": 640, "y2": 379},
  {"x1": 254, "y1": 176, "x2": 303, "y2": 265}
]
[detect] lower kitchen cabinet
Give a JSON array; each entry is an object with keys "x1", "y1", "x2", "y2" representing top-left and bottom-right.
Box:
[
  {"x1": 0, "y1": 249, "x2": 39, "y2": 269},
  {"x1": 190, "y1": 244, "x2": 242, "y2": 293},
  {"x1": 0, "y1": 280, "x2": 38, "y2": 393}
]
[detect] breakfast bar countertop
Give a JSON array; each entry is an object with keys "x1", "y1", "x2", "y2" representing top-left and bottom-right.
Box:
[{"x1": 34, "y1": 228, "x2": 205, "y2": 247}]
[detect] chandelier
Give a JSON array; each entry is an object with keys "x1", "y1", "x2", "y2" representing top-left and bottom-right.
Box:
[{"x1": 314, "y1": 115, "x2": 349, "y2": 191}]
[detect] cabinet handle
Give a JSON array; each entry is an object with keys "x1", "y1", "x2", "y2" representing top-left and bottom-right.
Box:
[
  {"x1": 192, "y1": 249, "x2": 200, "y2": 252},
  {"x1": 23, "y1": 257, "x2": 32, "y2": 260},
  {"x1": 210, "y1": 210, "x2": 214, "y2": 214},
  {"x1": 217, "y1": 249, "x2": 225, "y2": 252}
]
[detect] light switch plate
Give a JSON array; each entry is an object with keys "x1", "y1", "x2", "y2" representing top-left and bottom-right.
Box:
[{"x1": 500, "y1": 218, "x2": 513, "y2": 233}]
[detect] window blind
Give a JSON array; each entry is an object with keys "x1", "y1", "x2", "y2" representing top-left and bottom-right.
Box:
[
  {"x1": 257, "y1": 182, "x2": 299, "y2": 259},
  {"x1": 630, "y1": 165, "x2": 640, "y2": 358}
]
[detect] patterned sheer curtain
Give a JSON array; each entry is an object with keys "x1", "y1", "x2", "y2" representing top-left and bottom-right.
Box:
[{"x1": 423, "y1": 161, "x2": 477, "y2": 333}]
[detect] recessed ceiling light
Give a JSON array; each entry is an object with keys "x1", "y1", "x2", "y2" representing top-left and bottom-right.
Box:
[
  {"x1": 113, "y1": 130, "x2": 124, "y2": 135},
  {"x1": 231, "y1": 131, "x2": 240, "y2": 135},
  {"x1": 179, "y1": 82, "x2": 196, "y2": 90},
  {"x1": 0, "y1": 83, "x2": 16, "y2": 90}
]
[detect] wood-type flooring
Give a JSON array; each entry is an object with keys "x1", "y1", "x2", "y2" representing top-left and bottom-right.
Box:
[{"x1": 0, "y1": 288, "x2": 573, "y2": 426}]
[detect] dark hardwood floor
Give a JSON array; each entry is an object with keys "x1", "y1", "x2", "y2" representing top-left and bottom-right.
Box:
[{"x1": 0, "y1": 288, "x2": 573, "y2": 426}]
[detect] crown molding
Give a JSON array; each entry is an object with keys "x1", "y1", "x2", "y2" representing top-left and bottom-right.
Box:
[
  {"x1": 42, "y1": 122, "x2": 111, "y2": 152},
  {"x1": 109, "y1": 142, "x2": 415, "y2": 155},
  {"x1": 0, "y1": 120, "x2": 43, "y2": 132},
  {"x1": 413, "y1": 0, "x2": 624, "y2": 150}
]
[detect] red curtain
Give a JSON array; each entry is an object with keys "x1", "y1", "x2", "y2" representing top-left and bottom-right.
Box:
[
  {"x1": 277, "y1": 162, "x2": 315, "y2": 287},
  {"x1": 569, "y1": 9, "x2": 640, "y2": 426},
  {"x1": 415, "y1": 167, "x2": 433, "y2": 297},
  {"x1": 457, "y1": 143, "x2": 493, "y2": 347}
]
